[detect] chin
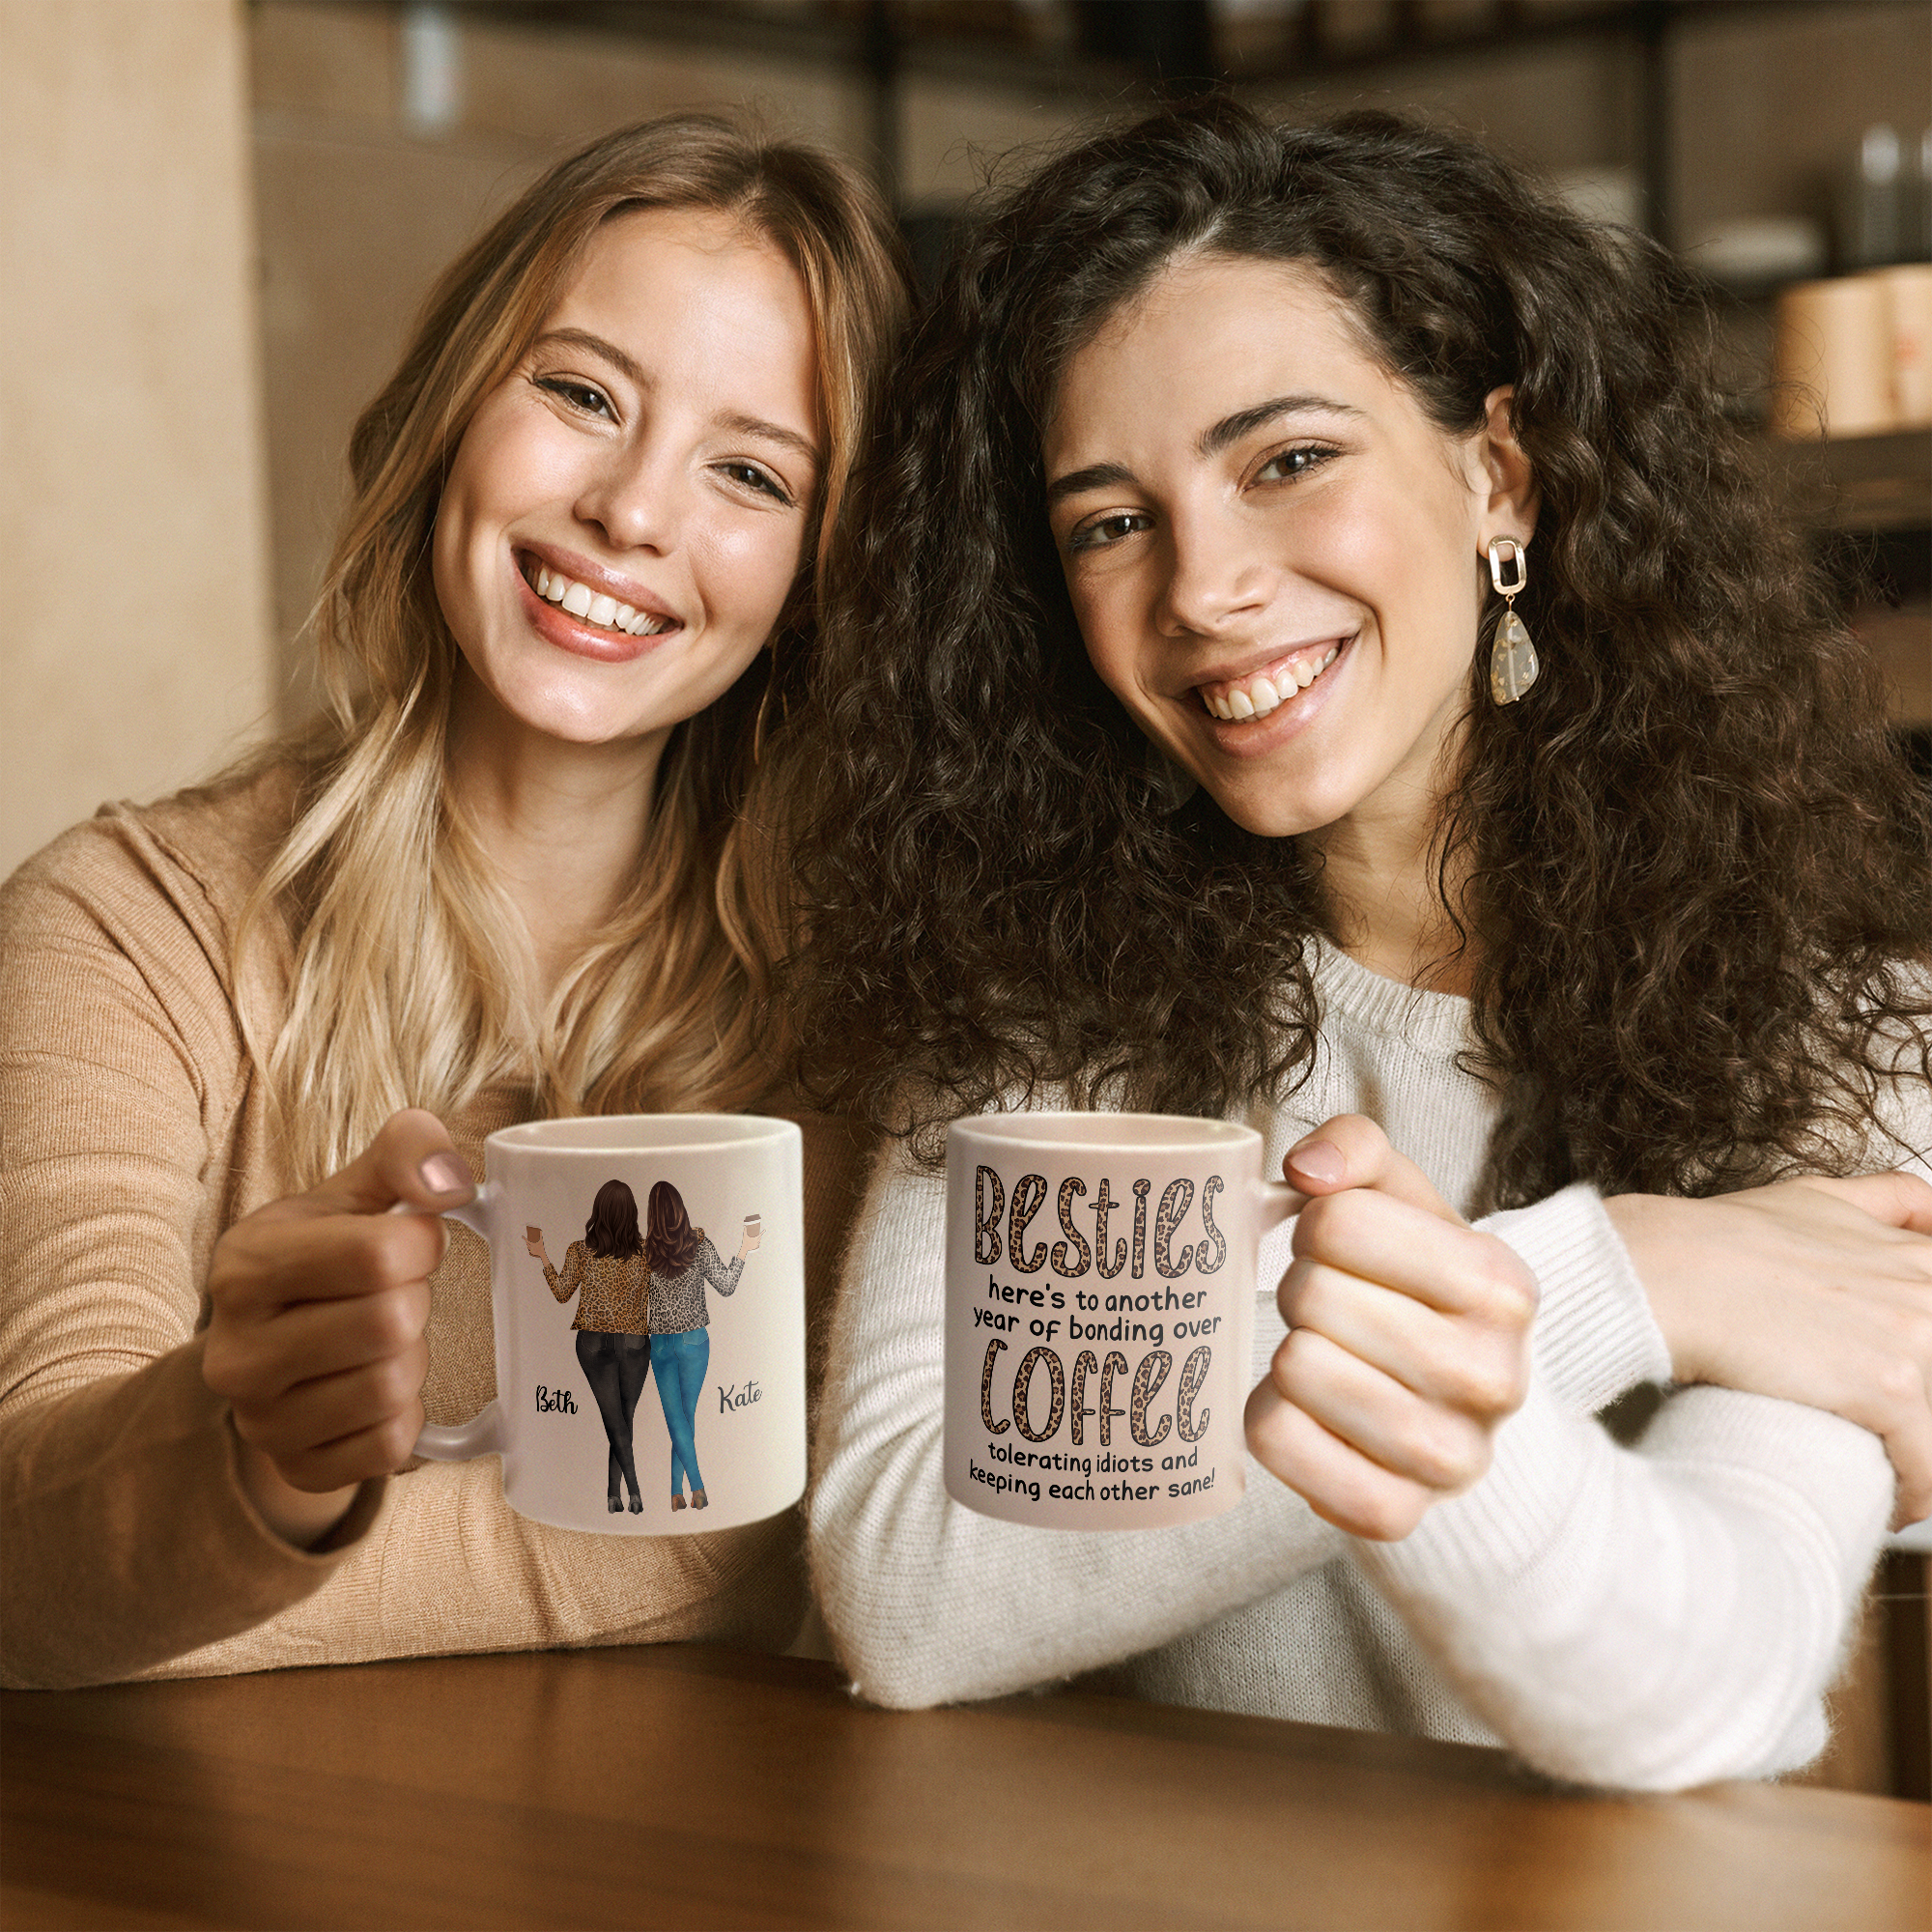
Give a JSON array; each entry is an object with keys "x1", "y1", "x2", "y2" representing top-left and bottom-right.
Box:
[{"x1": 1200, "y1": 779, "x2": 1340, "y2": 841}]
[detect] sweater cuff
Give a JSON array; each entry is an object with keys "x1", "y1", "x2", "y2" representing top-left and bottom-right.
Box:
[{"x1": 1483, "y1": 1184, "x2": 1671, "y2": 1416}]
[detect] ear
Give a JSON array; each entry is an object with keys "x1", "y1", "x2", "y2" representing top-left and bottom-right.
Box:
[{"x1": 1473, "y1": 385, "x2": 1539, "y2": 551}]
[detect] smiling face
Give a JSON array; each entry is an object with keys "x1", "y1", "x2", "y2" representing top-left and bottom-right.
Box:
[
  {"x1": 1043, "y1": 252, "x2": 1533, "y2": 847},
  {"x1": 432, "y1": 204, "x2": 820, "y2": 756}
]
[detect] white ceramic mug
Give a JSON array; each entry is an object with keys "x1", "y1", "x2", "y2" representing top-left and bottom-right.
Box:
[
  {"x1": 414, "y1": 1114, "x2": 804, "y2": 1534},
  {"x1": 945, "y1": 1113, "x2": 1297, "y2": 1530}
]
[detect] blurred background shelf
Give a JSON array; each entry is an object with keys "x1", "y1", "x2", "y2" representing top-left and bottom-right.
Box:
[{"x1": 1776, "y1": 428, "x2": 1932, "y2": 734}]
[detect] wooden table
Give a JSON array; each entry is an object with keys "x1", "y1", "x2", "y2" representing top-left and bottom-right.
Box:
[{"x1": 4, "y1": 1646, "x2": 1927, "y2": 1930}]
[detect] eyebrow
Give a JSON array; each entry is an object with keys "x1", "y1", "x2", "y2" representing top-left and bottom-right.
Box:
[
  {"x1": 1044, "y1": 461, "x2": 1136, "y2": 508},
  {"x1": 1197, "y1": 393, "x2": 1364, "y2": 459},
  {"x1": 1046, "y1": 393, "x2": 1364, "y2": 508},
  {"x1": 531, "y1": 327, "x2": 821, "y2": 468}
]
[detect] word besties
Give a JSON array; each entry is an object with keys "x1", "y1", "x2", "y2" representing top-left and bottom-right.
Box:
[{"x1": 972, "y1": 1165, "x2": 1227, "y2": 1280}]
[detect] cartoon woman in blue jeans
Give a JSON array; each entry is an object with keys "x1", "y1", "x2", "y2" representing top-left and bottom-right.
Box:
[{"x1": 643, "y1": 1179, "x2": 758, "y2": 1510}]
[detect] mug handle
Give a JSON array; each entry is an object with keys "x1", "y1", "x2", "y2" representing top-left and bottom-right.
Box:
[
  {"x1": 390, "y1": 1187, "x2": 507, "y2": 1461},
  {"x1": 1254, "y1": 1178, "x2": 1302, "y2": 1233}
]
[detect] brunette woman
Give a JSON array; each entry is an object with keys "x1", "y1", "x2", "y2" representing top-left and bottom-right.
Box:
[
  {"x1": 532, "y1": 1179, "x2": 653, "y2": 1513},
  {"x1": 795, "y1": 102, "x2": 1931, "y2": 1789},
  {"x1": 642, "y1": 1179, "x2": 760, "y2": 1511},
  {"x1": 0, "y1": 115, "x2": 906, "y2": 1688}
]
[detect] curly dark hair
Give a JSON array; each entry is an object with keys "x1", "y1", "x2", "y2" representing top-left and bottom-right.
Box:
[{"x1": 789, "y1": 100, "x2": 1930, "y2": 1206}]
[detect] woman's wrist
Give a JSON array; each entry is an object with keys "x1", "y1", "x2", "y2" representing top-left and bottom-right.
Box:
[
  {"x1": 234, "y1": 1436, "x2": 361, "y2": 1550},
  {"x1": 1599, "y1": 1194, "x2": 1718, "y2": 1385}
]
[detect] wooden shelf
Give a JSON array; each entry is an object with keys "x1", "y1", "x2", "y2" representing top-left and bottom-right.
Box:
[{"x1": 1775, "y1": 427, "x2": 1932, "y2": 535}]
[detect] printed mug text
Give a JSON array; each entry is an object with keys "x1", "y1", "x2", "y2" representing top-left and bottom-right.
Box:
[{"x1": 535, "y1": 1385, "x2": 578, "y2": 1415}]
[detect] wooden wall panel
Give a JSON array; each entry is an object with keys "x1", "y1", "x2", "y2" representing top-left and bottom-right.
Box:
[{"x1": 0, "y1": 0, "x2": 273, "y2": 877}]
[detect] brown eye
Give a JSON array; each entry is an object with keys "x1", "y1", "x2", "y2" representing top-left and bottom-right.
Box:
[
  {"x1": 719, "y1": 462, "x2": 792, "y2": 506},
  {"x1": 536, "y1": 376, "x2": 613, "y2": 419},
  {"x1": 1068, "y1": 510, "x2": 1151, "y2": 554},
  {"x1": 1255, "y1": 445, "x2": 1332, "y2": 484}
]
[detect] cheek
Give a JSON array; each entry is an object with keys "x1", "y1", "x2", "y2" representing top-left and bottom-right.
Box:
[{"x1": 696, "y1": 516, "x2": 808, "y2": 634}]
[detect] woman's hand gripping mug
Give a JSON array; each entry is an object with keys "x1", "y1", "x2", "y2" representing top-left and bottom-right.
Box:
[
  {"x1": 946, "y1": 1114, "x2": 1297, "y2": 1529},
  {"x1": 411, "y1": 1115, "x2": 805, "y2": 1532}
]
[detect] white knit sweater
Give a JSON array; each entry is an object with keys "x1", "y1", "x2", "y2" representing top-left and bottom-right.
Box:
[{"x1": 810, "y1": 945, "x2": 1919, "y2": 1791}]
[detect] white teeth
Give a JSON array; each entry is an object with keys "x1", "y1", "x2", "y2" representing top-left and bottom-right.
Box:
[
  {"x1": 530, "y1": 562, "x2": 670, "y2": 636},
  {"x1": 1201, "y1": 641, "x2": 1346, "y2": 721}
]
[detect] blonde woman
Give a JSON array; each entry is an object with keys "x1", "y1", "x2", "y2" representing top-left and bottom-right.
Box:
[{"x1": 0, "y1": 116, "x2": 906, "y2": 1689}]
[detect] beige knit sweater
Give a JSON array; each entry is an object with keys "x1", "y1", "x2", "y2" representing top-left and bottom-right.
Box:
[{"x1": 0, "y1": 768, "x2": 873, "y2": 1689}]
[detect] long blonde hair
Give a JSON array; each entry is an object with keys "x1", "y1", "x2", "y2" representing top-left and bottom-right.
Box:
[{"x1": 242, "y1": 115, "x2": 908, "y2": 1184}]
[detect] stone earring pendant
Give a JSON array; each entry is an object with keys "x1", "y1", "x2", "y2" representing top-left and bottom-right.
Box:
[{"x1": 1487, "y1": 536, "x2": 1539, "y2": 705}]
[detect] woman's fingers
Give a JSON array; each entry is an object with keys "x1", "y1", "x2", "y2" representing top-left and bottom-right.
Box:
[
  {"x1": 1248, "y1": 1118, "x2": 1538, "y2": 1534},
  {"x1": 1801, "y1": 1170, "x2": 1932, "y2": 1238},
  {"x1": 206, "y1": 1280, "x2": 434, "y2": 1403},
  {"x1": 1284, "y1": 1116, "x2": 1462, "y2": 1225},
  {"x1": 302, "y1": 1107, "x2": 475, "y2": 1219},
  {"x1": 1244, "y1": 1378, "x2": 1438, "y2": 1541},
  {"x1": 1290, "y1": 1186, "x2": 1533, "y2": 1319},
  {"x1": 210, "y1": 1207, "x2": 448, "y2": 1318},
  {"x1": 1281, "y1": 1254, "x2": 1530, "y2": 1416},
  {"x1": 1265, "y1": 1325, "x2": 1496, "y2": 1494},
  {"x1": 203, "y1": 1110, "x2": 462, "y2": 1503},
  {"x1": 230, "y1": 1334, "x2": 431, "y2": 1463},
  {"x1": 261, "y1": 1402, "x2": 432, "y2": 1496}
]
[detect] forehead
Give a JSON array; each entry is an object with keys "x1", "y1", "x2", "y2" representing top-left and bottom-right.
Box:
[
  {"x1": 551, "y1": 204, "x2": 820, "y2": 421},
  {"x1": 1046, "y1": 253, "x2": 1381, "y2": 452}
]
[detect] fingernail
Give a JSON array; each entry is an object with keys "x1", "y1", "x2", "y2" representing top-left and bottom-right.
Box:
[
  {"x1": 1287, "y1": 1139, "x2": 1346, "y2": 1186},
  {"x1": 419, "y1": 1152, "x2": 471, "y2": 1197}
]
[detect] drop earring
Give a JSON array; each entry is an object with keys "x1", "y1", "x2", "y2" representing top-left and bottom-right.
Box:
[{"x1": 1487, "y1": 536, "x2": 1539, "y2": 705}]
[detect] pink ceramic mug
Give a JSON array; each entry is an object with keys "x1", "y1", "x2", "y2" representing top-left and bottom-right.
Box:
[{"x1": 945, "y1": 1113, "x2": 1297, "y2": 1530}]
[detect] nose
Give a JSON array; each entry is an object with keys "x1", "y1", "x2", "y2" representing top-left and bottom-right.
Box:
[
  {"x1": 574, "y1": 439, "x2": 688, "y2": 555},
  {"x1": 1156, "y1": 498, "x2": 1272, "y2": 639}
]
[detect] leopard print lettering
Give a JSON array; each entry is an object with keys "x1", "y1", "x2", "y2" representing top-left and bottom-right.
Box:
[
  {"x1": 980, "y1": 1337, "x2": 1010, "y2": 1435},
  {"x1": 1151, "y1": 1178, "x2": 1196, "y2": 1278},
  {"x1": 1051, "y1": 1175, "x2": 1092, "y2": 1275},
  {"x1": 1012, "y1": 1346, "x2": 1066, "y2": 1442},
  {"x1": 1197, "y1": 1175, "x2": 1228, "y2": 1274},
  {"x1": 1097, "y1": 1349, "x2": 1129, "y2": 1447},
  {"x1": 974, "y1": 1165, "x2": 1005, "y2": 1266},
  {"x1": 1008, "y1": 1172, "x2": 1049, "y2": 1273},
  {"x1": 1176, "y1": 1344, "x2": 1212, "y2": 1442},
  {"x1": 1129, "y1": 1349, "x2": 1173, "y2": 1447}
]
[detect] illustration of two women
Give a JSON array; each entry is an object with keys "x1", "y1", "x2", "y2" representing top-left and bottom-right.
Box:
[{"x1": 530, "y1": 1181, "x2": 759, "y2": 1512}]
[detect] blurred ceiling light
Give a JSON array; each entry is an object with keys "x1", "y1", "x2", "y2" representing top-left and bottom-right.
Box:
[{"x1": 402, "y1": 3, "x2": 463, "y2": 138}]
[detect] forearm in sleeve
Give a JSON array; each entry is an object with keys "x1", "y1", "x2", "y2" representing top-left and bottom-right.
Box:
[{"x1": 1355, "y1": 1377, "x2": 1892, "y2": 1790}]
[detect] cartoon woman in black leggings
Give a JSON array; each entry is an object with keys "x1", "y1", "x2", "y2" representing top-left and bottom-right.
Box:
[{"x1": 527, "y1": 1179, "x2": 650, "y2": 1514}]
